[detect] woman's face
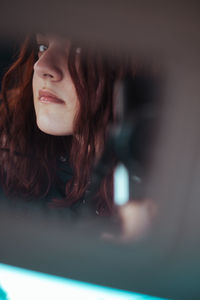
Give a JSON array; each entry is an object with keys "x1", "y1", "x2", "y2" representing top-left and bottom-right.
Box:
[{"x1": 32, "y1": 34, "x2": 79, "y2": 136}]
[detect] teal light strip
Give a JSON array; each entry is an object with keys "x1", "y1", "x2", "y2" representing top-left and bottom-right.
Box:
[
  {"x1": 114, "y1": 163, "x2": 129, "y2": 206},
  {"x1": 0, "y1": 263, "x2": 167, "y2": 300}
]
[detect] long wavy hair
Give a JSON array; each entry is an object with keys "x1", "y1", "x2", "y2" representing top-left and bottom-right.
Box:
[{"x1": 0, "y1": 34, "x2": 129, "y2": 215}]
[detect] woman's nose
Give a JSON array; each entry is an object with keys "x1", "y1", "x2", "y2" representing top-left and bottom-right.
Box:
[{"x1": 33, "y1": 50, "x2": 63, "y2": 82}]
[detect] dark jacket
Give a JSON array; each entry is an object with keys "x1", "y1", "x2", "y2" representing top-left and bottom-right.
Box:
[{"x1": 0, "y1": 155, "x2": 95, "y2": 220}]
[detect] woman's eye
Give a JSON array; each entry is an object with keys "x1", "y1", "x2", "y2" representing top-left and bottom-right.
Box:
[{"x1": 37, "y1": 44, "x2": 48, "y2": 56}]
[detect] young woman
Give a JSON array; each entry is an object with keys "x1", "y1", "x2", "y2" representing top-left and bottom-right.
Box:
[{"x1": 0, "y1": 33, "x2": 130, "y2": 217}]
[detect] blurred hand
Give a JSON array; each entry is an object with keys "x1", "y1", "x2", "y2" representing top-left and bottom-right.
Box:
[{"x1": 102, "y1": 199, "x2": 157, "y2": 243}]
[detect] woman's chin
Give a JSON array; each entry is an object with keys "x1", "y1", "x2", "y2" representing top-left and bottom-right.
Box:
[{"x1": 36, "y1": 119, "x2": 73, "y2": 136}]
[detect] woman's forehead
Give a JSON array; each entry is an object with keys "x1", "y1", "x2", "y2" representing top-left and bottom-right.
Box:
[{"x1": 36, "y1": 33, "x2": 70, "y2": 44}]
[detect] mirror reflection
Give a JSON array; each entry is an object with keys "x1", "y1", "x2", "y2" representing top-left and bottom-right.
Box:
[{"x1": 0, "y1": 33, "x2": 160, "y2": 242}]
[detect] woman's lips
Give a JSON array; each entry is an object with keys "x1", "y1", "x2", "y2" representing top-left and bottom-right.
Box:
[{"x1": 38, "y1": 90, "x2": 65, "y2": 104}]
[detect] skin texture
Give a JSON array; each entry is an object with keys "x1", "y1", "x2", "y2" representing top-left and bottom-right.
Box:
[{"x1": 32, "y1": 34, "x2": 79, "y2": 136}]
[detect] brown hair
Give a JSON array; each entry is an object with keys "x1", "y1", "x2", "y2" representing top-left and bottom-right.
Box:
[{"x1": 0, "y1": 35, "x2": 127, "y2": 215}]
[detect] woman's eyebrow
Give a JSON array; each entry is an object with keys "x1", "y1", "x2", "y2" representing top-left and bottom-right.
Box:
[{"x1": 35, "y1": 33, "x2": 48, "y2": 40}]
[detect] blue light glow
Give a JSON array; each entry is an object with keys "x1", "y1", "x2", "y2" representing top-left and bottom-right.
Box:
[
  {"x1": 0, "y1": 263, "x2": 167, "y2": 300},
  {"x1": 114, "y1": 163, "x2": 129, "y2": 205}
]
